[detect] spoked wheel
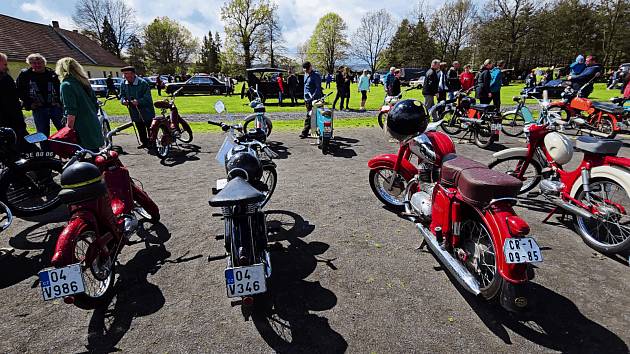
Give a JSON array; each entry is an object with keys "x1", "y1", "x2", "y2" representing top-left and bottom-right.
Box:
[
  {"x1": 474, "y1": 121, "x2": 495, "y2": 148},
  {"x1": 377, "y1": 112, "x2": 387, "y2": 129},
  {"x1": 548, "y1": 107, "x2": 578, "y2": 135},
  {"x1": 72, "y1": 227, "x2": 115, "y2": 309},
  {"x1": 155, "y1": 124, "x2": 171, "y2": 160},
  {"x1": 368, "y1": 168, "x2": 409, "y2": 211},
  {"x1": 102, "y1": 119, "x2": 111, "y2": 145},
  {"x1": 459, "y1": 218, "x2": 502, "y2": 299},
  {"x1": 259, "y1": 165, "x2": 277, "y2": 208},
  {"x1": 244, "y1": 116, "x2": 273, "y2": 137},
  {"x1": 321, "y1": 137, "x2": 330, "y2": 155},
  {"x1": 596, "y1": 117, "x2": 617, "y2": 139},
  {"x1": 176, "y1": 118, "x2": 193, "y2": 143},
  {"x1": 439, "y1": 110, "x2": 463, "y2": 135},
  {"x1": 0, "y1": 159, "x2": 63, "y2": 216},
  {"x1": 501, "y1": 112, "x2": 525, "y2": 137},
  {"x1": 574, "y1": 179, "x2": 630, "y2": 254},
  {"x1": 488, "y1": 157, "x2": 542, "y2": 194}
]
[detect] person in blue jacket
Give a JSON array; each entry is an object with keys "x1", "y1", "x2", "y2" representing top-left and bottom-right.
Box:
[
  {"x1": 489, "y1": 60, "x2": 504, "y2": 109},
  {"x1": 568, "y1": 55, "x2": 602, "y2": 98},
  {"x1": 300, "y1": 61, "x2": 322, "y2": 138},
  {"x1": 569, "y1": 55, "x2": 586, "y2": 76}
]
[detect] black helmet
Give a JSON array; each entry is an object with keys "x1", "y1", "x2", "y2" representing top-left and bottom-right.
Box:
[
  {"x1": 0, "y1": 128, "x2": 17, "y2": 147},
  {"x1": 60, "y1": 161, "x2": 102, "y2": 188},
  {"x1": 460, "y1": 96, "x2": 476, "y2": 110},
  {"x1": 225, "y1": 150, "x2": 262, "y2": 182},
  {"x1": 386, "y1": 99, "x2": 429, "y2": 141}
]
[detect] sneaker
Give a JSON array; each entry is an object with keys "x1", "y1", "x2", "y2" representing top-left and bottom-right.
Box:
[{"x1": 299, "y1": 134, "x2": 308, "y2": 139}]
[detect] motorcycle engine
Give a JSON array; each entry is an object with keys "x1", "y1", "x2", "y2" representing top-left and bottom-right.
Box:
[
  {"x1": 410, "y1": 183, "x2": 435, "y2": 222},
  {"x1": 539, "y1": 178, "x2": 564, "y2": 196}
]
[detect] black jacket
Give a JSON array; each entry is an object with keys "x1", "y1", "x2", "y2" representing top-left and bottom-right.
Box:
[
  {"x1": 335, "y1": 72, "x2": 345, "y2": 93},
  {"x1": 475, "y1": 68, "x2": 492, "y2": 98},
  {"x1": 287, "y1": 74, "x2": 298, "y2": 89},
  {"x1": 422, "y1": 68, "x2": 439, "y2": 95},
  {"x1": 0, "y1": 73, "x2": 28, "y2": 138},
  {"x1": 447, "y1": 68, "x2": 461, "y2": 91},
  {"x1": 390, "y1": 77, "x2": 401, "y2": 96},
  {"x1": 15, "y1": 67, "x2": 61, "y2": 110}
]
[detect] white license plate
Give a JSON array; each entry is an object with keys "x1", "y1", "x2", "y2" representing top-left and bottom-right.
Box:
[
  {"x1": 492, "y1": 123, "x2": 502, "y2": 132},
  {"x1": 38, "y1": 264, "x2": 85, "y2": 301},
  {"x1": 461, "y1": 123, "x2": 469, "y2": 129},
  {"x1": 503, "y1": 237, "x2": 543, "y2": 264},
  {"x1": 324, "y1": 126, "x2": 332, "y2": 134},
  {"x1": 216, "y1": 178, "x2": 228, "y2": 191},
  {"x1": 225, "y1": 264, "x2": 266, "y2": 298}
]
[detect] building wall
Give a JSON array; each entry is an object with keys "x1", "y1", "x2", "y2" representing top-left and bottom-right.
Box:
[{"x1": 6, "y1": 60, "x2": 122, "y2": 79}]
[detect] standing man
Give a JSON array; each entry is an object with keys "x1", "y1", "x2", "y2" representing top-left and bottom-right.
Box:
[
  {"x1": 384, "y1": 66, "x2": 396, "y2": 95},
  {"x1": 119, "y1": 66, "x2": 155, "y2": 149},
  {"x1": 156, "y1": 74, "x2": 163, "y2": 96},
  {"x1": 447, "y1": 61, "x2": 461, "y2": 99},
  {"x1": 300, "y1": 62, "x2": 322, "y2": 138},
  {"x1": 332, "y1": 66, "x2": 345, "y2": 110},
  {"x1": 490, "y1": 60, "x2": 504, "y2": 109},
  {"x1": 287, "y1": 71, "x2": 298, "y2": 106},
  {"x1": 567, "y1": 55, "x2": 602, "y2": 98},
  {"x1": 476, "y1": 59, "x2": 493, "y2": 104},
  {"x1": 16, "y1": 53, "x2": 63, "y2": 138},
  {"x1": 106, "y1": 74, "x2": 117, "y2": 98},
  {"x1": 423, "y1": 59, "x2": 440, "y2": 110},
  {"x1": 437, "y1": 62, "x2": 449, "y2": 102},
  {"x1": 277, "y1": 72, "x2": 285, "y2": 107},
  {"x1": 0, "y1": 52, "x2": 30, "y2": 151},
  {"x1": 325, "y1": 72, "x2": 333, "y2": 89}
]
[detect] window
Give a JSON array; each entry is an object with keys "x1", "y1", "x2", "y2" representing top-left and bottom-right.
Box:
[
  {"x1": 197, "y1": 77, "x2": 211, "y2": 84},
  {"x1": 189, "y1": 77, "x2": 200, "y2": 84}
]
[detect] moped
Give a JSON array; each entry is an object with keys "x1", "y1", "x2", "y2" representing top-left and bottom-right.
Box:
[
  {"x1": 369, "y1": 110, "x2": 540, "y2": 312},
  {"x1": 307, "y1": 92, "x2": 334, "y2": 154},
  {"x1": 242, "y1": 85, "x2": 273, "y2": 140},
  {"x1": 150, "y1": 87, "x2": 194, "y2": 159},
  {"x1": 28, "y1": 123, "x2": 160, "y2": 309}
]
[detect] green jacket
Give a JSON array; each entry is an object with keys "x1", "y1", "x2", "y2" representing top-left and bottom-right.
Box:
[
  {"x1": 59, "y1": 76, "x2": 103, "y2": 150},
  {"x1": 119, "y1": 76, "x2": 155, "y2": 122}
]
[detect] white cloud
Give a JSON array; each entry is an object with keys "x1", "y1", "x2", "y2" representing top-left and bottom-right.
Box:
[{"x1": 20, "y1": 0, "x2": 75, "y2": 29}]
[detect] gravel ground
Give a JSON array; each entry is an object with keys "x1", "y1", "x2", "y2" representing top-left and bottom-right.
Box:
[{"x1": 0, "y1": 128, "x2": 629, "y2": 353}]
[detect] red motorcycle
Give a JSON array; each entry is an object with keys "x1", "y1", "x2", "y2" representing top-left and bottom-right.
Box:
[
  {"x1": 28, "y1": 123, "x2": 160, "y2": 309},
  {"x1": 489, "y1": 121, "x2": 630, "y2": 254},
  {"x1": 369, "y1": 101, "x2": 540, "y2": 312}
]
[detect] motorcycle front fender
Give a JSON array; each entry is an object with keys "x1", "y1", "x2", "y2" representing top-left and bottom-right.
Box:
[
  {"x1": 492, "y1": 147, "x2": 529, "y2": 160},
  {"x1": 51, "y1": 211, "x2": 99, "y2": 267},
  {"x1": 367, "y1": 154, "x2": 417, "y2": 181}
]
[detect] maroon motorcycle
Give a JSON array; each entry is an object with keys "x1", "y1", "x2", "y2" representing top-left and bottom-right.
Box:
[
  {"x1": 369, "y1": 100, "x2": 542, "y2": 312},
  {"x1": 27, "y1": 123, "x2": 160, "y2": 309}
]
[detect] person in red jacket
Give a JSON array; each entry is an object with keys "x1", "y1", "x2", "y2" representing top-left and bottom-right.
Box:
[
  {"x1": 277, "y1": 72, "x2": 284, "y2": 107},
  {"x1": 460, "y1": 64, "x2": 475, "y2": 92}
]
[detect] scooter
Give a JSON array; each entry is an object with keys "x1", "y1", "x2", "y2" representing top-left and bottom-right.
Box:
[
  {"x1": 27, "y1": 123, "x2": 160, "y2": 309},
  {"x1": 369, "y1": 114, "x2": 540, "y2": 312},
  {"x1": 307, "y1": 92, "x2": 334, "y2": 154}
]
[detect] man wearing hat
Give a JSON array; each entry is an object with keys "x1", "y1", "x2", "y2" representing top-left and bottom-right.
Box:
[{"x1": 119, "y1": 66, "x2": 155, "y2": 149}]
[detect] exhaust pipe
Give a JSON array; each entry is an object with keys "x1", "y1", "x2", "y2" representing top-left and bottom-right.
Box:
[
  {"x1": 547, "y1": 196, "x2": 594, "y2": 219},
  {"x1": 415, "y1": 223, "x2": 481, "y2": 295},
  {"x1": 577, "y1": 128, "x2": 611, "y2": 138}
]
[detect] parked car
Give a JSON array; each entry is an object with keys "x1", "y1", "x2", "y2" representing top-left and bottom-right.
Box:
[
  {"x1": 146, "y1": 75, "x2": 170, "y2": 88},
  {"x1": 164, "y1": 75, "x2": 231, "y2": 95},
  {"x1": 240, "y1": 67, "x2": 303, "y2": 102},
  {"x1": 89, "y1": 78, "x2": 109, "y2": 97},
  {"x1": 409, "y1": 76, "x2": 425, "y2": 88},
  {"x1": 399, "y1": 68, "x2": 426, "y2": 86}
]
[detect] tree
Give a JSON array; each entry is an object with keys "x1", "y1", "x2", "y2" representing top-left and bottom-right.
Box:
[
  {"x1": 144, "y1": 17, "x2": 199, "y2": 74},
  {"x1": 259, "y1": 7, "x2": 285, "y2": 67},
  {"x1": 221, "y1": 0, "x2": 273, "y2": 69},
  {"x1": 307, "y1": 13, "x2": 349, "y2": 74},
  {"x1": 595, "y1": 0, "x2": 630, "y2": 67},
  {"x1": 73, "y1": 0, "x2": 138, "y2": 58},
  {"x1": 352, "y1": 10, "x2": 396, "y2": 73},
  {"x1": 490, "y1": 0, "x2": 539, "y2": 68},
  {"x1": 384, "y1": 17, "x2": 435, "y2": 67},
  {"x1": 126, "y1": 35, "x2": 146, "y2": 75},
  {"x1": 100, "y1": 17, "x2": 118, "y2": 55},
  {"x1": 220, "y1": 35, "x2": 246, "y2": 77},
  {"x1": 198, "y1": 31, "x2": 222, "y2": 74}
]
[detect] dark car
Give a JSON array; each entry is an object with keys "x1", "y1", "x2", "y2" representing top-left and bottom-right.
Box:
[
  {"x1": 241, "y1": 68, "x2": 304, "y2": 103},
  {"x1": 165, "y1": 75, "x2": 231, "y2": 95}
]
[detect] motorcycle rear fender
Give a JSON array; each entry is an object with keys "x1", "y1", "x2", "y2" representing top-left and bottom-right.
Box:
[
  {"x1": 367, "y1": 154, "x2": 417, "y2": 181},
  {"x1": 492, "y1": 147, "x2": 529, "y2": 160},
  {"x1": 51, "y1": 211, "x2": 99, "y2": 267},
  {"x1": 570, "y1": 165, "x2": 630, "y2": 199},
  {"x1": 381, "y1": 105, "x2": 391, "y2": 113}
]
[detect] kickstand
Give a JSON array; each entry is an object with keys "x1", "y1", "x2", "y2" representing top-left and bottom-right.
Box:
[
  {"x1": 542, "y1": 206, "x2": 558, "y2": 223},
  {"x1": 417, "y1": 240, "x2": 427, "y2": 250}
]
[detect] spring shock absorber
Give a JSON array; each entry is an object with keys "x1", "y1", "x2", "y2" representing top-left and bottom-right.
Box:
[{"x1": 581, "y1": 167, "x2": 591, "y2": 201}]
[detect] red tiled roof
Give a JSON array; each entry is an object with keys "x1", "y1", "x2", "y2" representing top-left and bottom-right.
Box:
[{"x1": 0, "y1": 14, "x2": 126, "y2": 67}]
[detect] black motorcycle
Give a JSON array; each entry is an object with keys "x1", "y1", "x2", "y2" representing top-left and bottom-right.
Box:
[{"x1": 0, "y1": 128, "x2": 64, "y2": 216}]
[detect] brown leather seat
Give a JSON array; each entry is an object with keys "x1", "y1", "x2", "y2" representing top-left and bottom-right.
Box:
[
  {"x1": 441, "y1": 154, "x2": 522, "y2": 205},
  {"x1": 154, "y1": 100, "x2": 172, "y2": 109}
]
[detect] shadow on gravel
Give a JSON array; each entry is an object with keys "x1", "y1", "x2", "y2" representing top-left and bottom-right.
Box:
[
  {"x1": 266, "y1": 141, "x2": 291, "y2": 160},
  {"x1": 159, "y1": 143, "x2": 201, "y2": 167},
  {"x1": 252, "y1": 210, "x2": 347, "y2": 353},
  {"x1": 329, "y1": 136, "x2": 359, "y2": 158}
]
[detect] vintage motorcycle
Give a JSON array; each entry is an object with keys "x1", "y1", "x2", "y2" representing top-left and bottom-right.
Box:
[
  {"x1": 489, "y1": 119, "x2": 630, "y2": 254},
  {"x1": 29, "y1": 123, "x2": 160, "y2": 309},
  {"x1": 369, "y1": 99, "x2": 540, "y2": 312},
  {"x1": 307, "y1": 92, "x2": 334, "y2": 154},
  {"x1": 0, "y1": 128, "x2": 64, "y2": 216},
  {"x1": 150, "y1": 87, "x2": 194, "y2": 159}
]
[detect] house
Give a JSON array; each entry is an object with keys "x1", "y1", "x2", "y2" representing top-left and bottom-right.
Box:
[{"x1": 0, "y1": 14, "x2": 127, "y2": 79}]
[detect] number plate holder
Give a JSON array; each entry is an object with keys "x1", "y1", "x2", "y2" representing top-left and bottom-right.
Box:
[
  {"x1": 225, "y1": 263, "x2": 267, "y2": 298},
  {"x1": 38, "y1": 264, "x2": 85, "y2": 301},
  {"x1": 503, "y1": 237, "x2": 543, "y2": 264}
]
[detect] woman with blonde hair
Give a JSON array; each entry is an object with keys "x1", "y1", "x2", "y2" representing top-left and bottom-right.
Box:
[{"x1": 55, "y1": 57, "x2": 103, "y2": 150}]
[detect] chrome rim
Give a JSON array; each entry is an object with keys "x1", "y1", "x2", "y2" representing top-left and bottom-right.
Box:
[
  {"x1": 441, "y1": 111, "x2": 462, "y2": 134},
  {"x1": 372, "y1": 168, "x2": 406, "y2": 206},
  {"x1": 260, "y1": 168, "x2": 276, "y2": 206},
  {"x1": 460, "y1": 219, "x2": 496, "y2": 289},
  {"x1": 577, "y1": 180, "x2": 630, "y2": 247},
  {"x1": 156, "y1": 127, "x2": 170, "y2": 157},
  {"x1": 74, "y1": 231, "x2": 112, "y2": 299},
  {"x1": 491, "y1": 158, "x2": 539, "y2": 192}
]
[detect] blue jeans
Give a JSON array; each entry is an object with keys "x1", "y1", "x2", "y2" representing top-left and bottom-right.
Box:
[{"x1": 32, "y1": 106, "x2": 64, "y2": 137}]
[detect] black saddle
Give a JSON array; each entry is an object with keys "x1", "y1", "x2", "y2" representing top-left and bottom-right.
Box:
[
  {"x1": 471, "y1": 104, "x2": 496, "y2": 112},
  {"x1": 209, "y1": 177, "x2": 265, "y2": 207},
  {"x1": 575, "y1": 136, "x2": 622, "y2": 155},
  {"x1": 591, "y1": 102, "x2": 624, "y2": 115}
]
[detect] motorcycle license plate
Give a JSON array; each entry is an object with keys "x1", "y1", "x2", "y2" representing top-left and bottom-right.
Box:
[
  {"x1": 38, "y1": 264, "x2": 85, "y2": 301},
  {"x1": 461, "y1": 122, "x2": 469, "y2": 129},
  {"x1": 216, "y1": 178, "x2": 228, "y2": 191},
  {"x1": 491, "y1": 123, "x2": 502, "y2": 133},
  {"x1": 225, "y1": 264, "x2": 266, "y2": 298},
  {"x1": 503, "y1": 237, "x2": 543, "y2": 264}
]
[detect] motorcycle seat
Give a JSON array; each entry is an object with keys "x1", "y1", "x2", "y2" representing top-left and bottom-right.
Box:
[
  {"x1": 441, "y1": 154, "x2": 522, "y2": 205},
  {"x1": 209, "y1": 177, "x2": 265, "y2": 207},
  {"x1": 575, "y1": 136, "x2": 622, "y2": 155},
  {"x1": 154, "y1": 100, "x2": 172, "y2": 109},
  {"x1": 591, "y1": 102, "x2": 624, "y2": 115},
  {"x1": 470, "y1": 104, "x2": 496, "y2": 112}
]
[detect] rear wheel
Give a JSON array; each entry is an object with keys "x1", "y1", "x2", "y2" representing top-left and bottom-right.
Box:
[
  {"x1": 501, "y1": 112, "x2": 525, "y2": 137},
  {"x1": 321, "y1": 137, "x2": 330, "y2": 154},
  {"x1": 101, "y1": 119, "x2": 111, "y2": 145},
  {"x1": 488, "y1": 157, "x2": 542, "y2": 194},
  {"x1": 549, "y1": 106, "x2": 579, "y2": 135},
  {"x1": 459, "y1": 218, "x2": 502, "y2": 299},
  {"x1": 596, "y1": 116, "x2": 617, "y2": 139},
  {"x1": 72, "y1": 225, "x2": 115, "y2": 309},
  {"x1": 243, "y1": 116, "x2": 273, "y2": 137},
  {"x1": 574, "y1": 179, "x2": 630, "y2": 254},
  {"x1": 474, "y1": 121, "x2": 495, "y2": 148},
  {"x1": 440, "y1": 110, "x2": 463, "y2": 135},
  {"x1": 155, "y1": 124, "x2": 171, "y2": 160},
  {"x1": 0, "y1": 158, "x2": 63, "y2": 216},
  {"x1": 368, "y1": 168, "x2": 409, "y2": 211},
  {"x1": 377, "y1": 112, "x2": 387, "y2": 129}
]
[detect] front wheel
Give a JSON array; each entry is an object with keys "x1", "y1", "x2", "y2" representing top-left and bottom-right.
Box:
[
  {"x1": 501, "y1": 112, "x2": 525, "y2": 137},
  {"x1": 259, "y1": 164, "x2": 277, "y2": 207},
  {"x1": 101, "y1": 119, "x2": 111, "y2": 145},
  {"x1": 243, "y1": 116, "x2": 273, "y2": 137},
  {"x1": 132, "y1": 184, "x2": 160, "y2": 222},
  {"x1": 368, "y1": 168, "x2": 409, "y2": 211},
  {"x1": 155, "y1": 124, "x2": 171, "y2": 160},
  {"x1": 474, "y1": 122, "x2": 495, "y2": 148},
  {"x1": 574, "y1": 179, "x2": 630, "y2": 254},
  {"x1": 176, "y1": 118, "x2": 193, "y2": 143},
  {"x1": 488, "y1": 157, "x2": 542, "y2": 194},
  {"x1": 439, "y1": 109, "x2": 463, "y2": 135},
  {"x1": 377, "y1": 112, "x2": 387, "y2": 129}
]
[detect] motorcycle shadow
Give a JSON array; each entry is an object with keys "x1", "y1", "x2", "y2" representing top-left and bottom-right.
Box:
[
  {"x1": 266, "y1": 141, "x2": 291, "y2": 160},
  {"x1": 252, "y1": 210, "x2": 348, "y2": 353},
  {"x1": 328, "y1": 136, "x2": 359, "y2": 158},
  {"x1": 159, "y1": 143, "x2": 201, "y2": 167}
]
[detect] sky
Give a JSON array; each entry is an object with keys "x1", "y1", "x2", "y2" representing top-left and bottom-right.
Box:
[{"x1": 0, "y1": 0, "x2": 444, "y2": 57}]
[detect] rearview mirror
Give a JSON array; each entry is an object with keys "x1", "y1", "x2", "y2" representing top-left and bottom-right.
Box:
[
  {"x1": 24, "y1": 132, "x2": 48, "y2": 144},
  {"x1": 214, "y1": 100, "x2": 225, "y2": 114}
]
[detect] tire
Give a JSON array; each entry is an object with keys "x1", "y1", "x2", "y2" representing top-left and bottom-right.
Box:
[
  {"x1": 101, "y1": 119, "x2": 111, "y2": 145},
  {"x1": 243, "y1": 116, "x2": 273, "y2": 137},
  {"x1": 377, "y1": 112, "x2": 387, "y2": 129},
  {"x1": 549, "y1": 106, "x2": 579, "y2": 135},
  {"x1": 596, "y1": 116, "x2": 617, "y2": 139},
  {"x1": 259, "y1": 164, "x2": 277, "y2": 208},
  {"x1": 71, "y1": 221, "x2": 116, "y2": 310},
  {"x1": 439, "y1": 109, "x2": 463, "y2": 135},
  {"x1": 0, "y1": 158, "x2": 63, "y2": 217},
  {"x1": 459, "y1": 218, "x2": 502, "y2": 300},
  {"x1": 176, "y1": 118, "x2": 193, "y2": 143},
  {"x1": 132, "y1": 184, "x2": 160, "y2": 222},
  {"x1": 501, "y1": 112, "x2": 525, "y2": 137},
  {"x1": 212, "y1": 88, "x2": 221, "y2": 95},
  {"x1": 368, "y1": 168, "x2": 409, "y2": 211},
  {"x1": 474, "y1": 122, "x2": 495, "y2": 148},
  {"x1": 155, "y1": 124, "x2": 171, "y2": 160},
  {"x1": 574, "y1": 179, "x2": 630, "y2": 254},
  {"x1": 488, "y1": 157, "x2": 542, "y2": 194}
]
